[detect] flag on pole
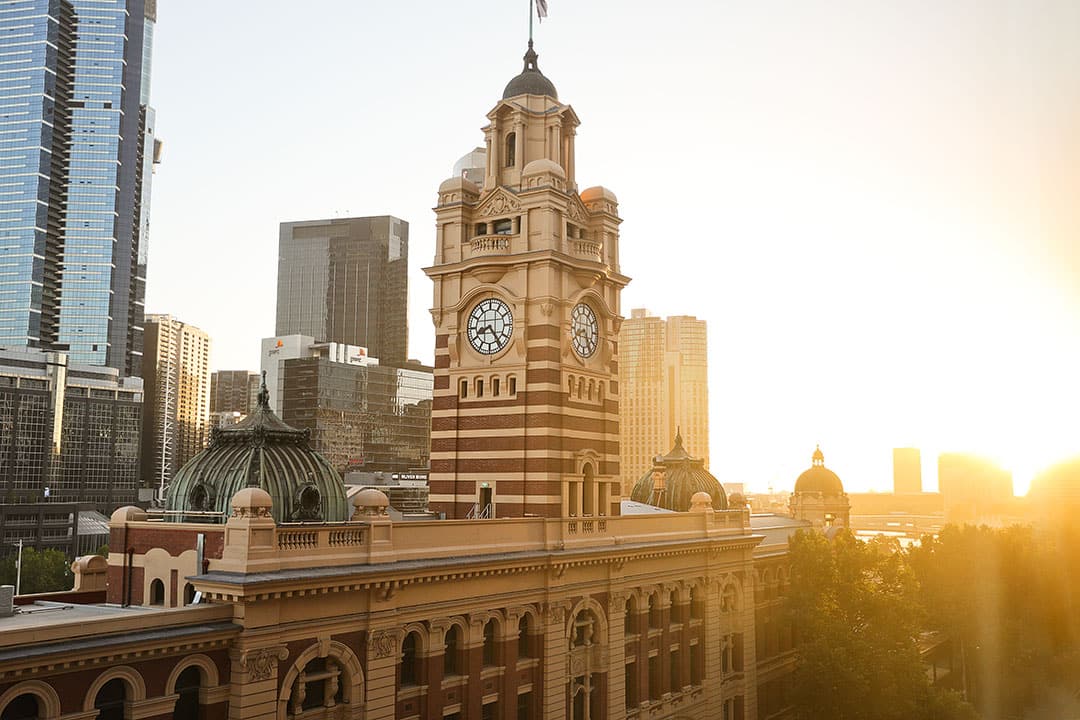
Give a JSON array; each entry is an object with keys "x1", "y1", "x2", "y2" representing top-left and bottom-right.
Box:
[{"x1": 536, "y1": 0, "x2": 548, "y2": 22}]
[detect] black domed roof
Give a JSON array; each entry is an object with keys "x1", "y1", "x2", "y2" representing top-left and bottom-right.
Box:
[
  {"x1": 794, "y1": 446, "x2": 845, "y2": 495},
  {"x1": 166, "y1": 377, "x2": 349, "y2": 523},
  {"x1": 630, "y1": 431, "x2": 727, "y2": 512},
  {"x1": 503, "y1": 41, "x2": 558, "y2": 100}
]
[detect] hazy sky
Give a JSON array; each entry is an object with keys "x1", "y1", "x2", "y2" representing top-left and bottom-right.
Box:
[{"x1": 145, "y1": 0, "x2": 1080, "y2": 496}]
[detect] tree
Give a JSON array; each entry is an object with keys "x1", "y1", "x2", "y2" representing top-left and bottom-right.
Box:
[
  {"x1": 909, "y1": 524, "x2": 1080, "y2": 719},
  {"x1": 0, "y1": 547, "x2": 72, "y2": 594},
  {"x1": 786, "y1": 529, "x2": 977, "y2": 720}
]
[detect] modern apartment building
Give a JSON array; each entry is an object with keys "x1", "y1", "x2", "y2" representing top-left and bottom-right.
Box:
[
  {"x1": 260, "y1": 334, "x2": 431, "y2": 476},
  {"x1": 275, "y1": 216, "x2": 409, "y2": 365},
  {"x1": 0, "y1": 347, "x2": 142, "y2": 511},
  {"x1": 209, "y1": 370, "x2": 259, "y2": 416},
  {"x1": 0, "y1": 0, "x2": 159, "y2": 375},
  {"x1": 893, "y1": 447, "x2": 922, "y2": 494},
  {"x1": 619, "y1": 309, "x2": 710, "y2": 491},
  {"x1": 140, "y1": 314, "x2": 211, "y2": 496}
]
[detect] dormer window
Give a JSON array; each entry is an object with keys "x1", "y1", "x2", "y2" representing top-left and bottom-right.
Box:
[{"x1": 506, "y1": 133, "x2": 516, "y2": 166}]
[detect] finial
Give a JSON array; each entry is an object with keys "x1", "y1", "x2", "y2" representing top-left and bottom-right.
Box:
[
  {"x1": 523, "y1": 40, "x2": 539, "y2": 72},
  {"x1": 675, "y1": 426, "x2": 683, "y2": 447},
  {"x1": 812, "y1": 444, "x2": 824, "y2": 466},
  {"x1": 257, "y1": 370, "x2": 270, "y2": 410}
]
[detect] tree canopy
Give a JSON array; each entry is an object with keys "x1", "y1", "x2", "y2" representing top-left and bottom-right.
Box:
[{"x1": 0, "y1": 547, "x2": 72, "y2": 595}]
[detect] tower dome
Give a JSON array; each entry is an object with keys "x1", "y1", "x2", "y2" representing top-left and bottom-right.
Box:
[
  {"x1": 502, "y1": 41, "x2": 558, "y2": 99},
  {"x1": 630, "y1": 430, "x2": 727, "y2": 512},
  {"x1": 166, "y1": 376, "x2": 349, "y2": 523},
  {"x1": 794, "y1": 445, "x2": 845, "y2": 495}
]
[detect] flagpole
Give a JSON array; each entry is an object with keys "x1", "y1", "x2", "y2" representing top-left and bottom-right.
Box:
[{"x1": 529, "y1": 0, "x2": 534, "y2": 42}]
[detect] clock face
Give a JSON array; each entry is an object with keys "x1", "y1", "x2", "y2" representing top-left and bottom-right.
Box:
[
  {"x1": 570, "y1": 302, "x2": 599, "y2": 358},
  {"x1": 467, "y1": 298, "x2": 514, "y2": 355}
]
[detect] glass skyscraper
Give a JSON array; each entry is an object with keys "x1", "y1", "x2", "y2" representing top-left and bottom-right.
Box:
[
  {"x1": 0, "y1": 0, "x2": 157, "y2": 376},
  {"x1": 276, "y1": 216, "x2": 409, "y2": 365}
]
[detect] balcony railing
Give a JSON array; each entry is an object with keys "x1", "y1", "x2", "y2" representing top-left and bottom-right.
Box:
[
  {"x1": 570, "y1": 240, "x2": 602, "y2": 259},
  {"x1": 469, "y1": 235, "x2": 513, "y2": 256}
]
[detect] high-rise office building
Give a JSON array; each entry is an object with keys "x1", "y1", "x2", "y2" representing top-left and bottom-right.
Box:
[
  {"x1": 275, "y1": 216, "x2": 409, "y2": 365},
  {"x1": 0, "y1": 0, "x2": 158, "y2": 376},
  {"x1": 0, "y1": 347, "x2": 142, "y2": 511},
  {"x1": 141, "y1": 314, "x2": 210, "y2": 496},
  {"x1": 619, "y1": 309, "x2": 709, "y2": 491},
  {"x1": 893, "y1": 447, "x2": 922, "y2": 494},
  {"x1": 210, "y1": 370, "x2": 259, "y2": 416}
]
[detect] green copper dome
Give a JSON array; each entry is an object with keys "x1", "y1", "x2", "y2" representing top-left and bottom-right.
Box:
[
  {"x1": 166, "y1": 377, "x2": 349, "y2": 523},
  {"x1": 630, "y1": 430, "x2": 727, "y2": 512}
]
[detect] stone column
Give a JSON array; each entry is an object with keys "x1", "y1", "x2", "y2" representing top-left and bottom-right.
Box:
[
  {"x1": 228, "y1": 645, "x2": 289, "y2": 720},
  {"x1": 703, "y1": 578, "x2": 724, "y2": 711},
  {"x1": 541, "y1": 601, "x2": 569, "y2": 720},
  {"x1": 741, "y1": 569, "x2": 759, "y2": 720},
  {"x1": 606, "y1": 592, "x2": 627, "y2": 720},
  {"x1": 365, "y1": 628, "x2": 404, "y2": 720}
]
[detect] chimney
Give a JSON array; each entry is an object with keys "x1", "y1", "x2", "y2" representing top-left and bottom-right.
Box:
[{"x1": 0, "y1": 585, "x2": 14, "y2": 617}]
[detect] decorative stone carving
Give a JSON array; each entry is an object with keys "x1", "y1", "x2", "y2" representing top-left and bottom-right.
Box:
[
  {"x1": 539, "y1": 302, "x2": 555, "y2": 318},
  {"x1": 477, "y1": 190, "x2": 521, "y2": 218},
  {"x1": 238, "y1": 646, "x2": 288, "y2": 681},
  {"x1": 567, "y1": 199, "x2": 586, "y2": 223},
  {"x1": 368, "y1": 630, "x2": 396, "y2": 659},
  {"x1": 430, "y1": 309, "x2": 443, "y2": 328}
]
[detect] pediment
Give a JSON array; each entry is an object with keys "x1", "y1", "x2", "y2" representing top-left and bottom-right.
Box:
[
  {"x1": 566, "y1": 195, "x2": 589, "y2": 224},
  {"x1": 476, "y1": 188, "x2": 521, "y2": 218}
]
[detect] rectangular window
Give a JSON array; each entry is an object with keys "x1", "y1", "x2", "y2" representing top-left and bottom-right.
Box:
[
  {"x1": 492, "y1": 378, "x2": 500, "y2": 396},
  {"x1": 493, "y1": 218, "x2": 513, "y2": 235},
  {"x1": 460, "y1": 380, "x2": 468, "y2": 399},
  {"x1": 477, "y1": 379, "x2": 484, "y2": 398},
  {"x1": 517, "y1": 693, "x2": 532, "y2": 720},
  {"x1": 509, "y1": 376, "x2": 517, "y2": 395}
]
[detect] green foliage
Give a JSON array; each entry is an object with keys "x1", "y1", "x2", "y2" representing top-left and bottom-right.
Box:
[
  {"x1": 0, "y1": 547, "x2": 73, "y2": 594},
  {"x1": 910, "y1": 523, "x2": 1080, "y2": 718},
  {"x1": 787, "y1": 530, "x2": 978, "y2": 720}
]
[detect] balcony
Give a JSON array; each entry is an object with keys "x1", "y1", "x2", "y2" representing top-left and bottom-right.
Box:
[
  {"x1": 468, "y1": 234, "x2": 513, "y2": 257},
  {"x1": 570, "y1": 239, "x2": 602, "y2": 260}
]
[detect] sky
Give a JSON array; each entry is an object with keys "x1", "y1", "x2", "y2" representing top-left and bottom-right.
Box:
[{"x1": 144, "y1": 0, "x2": 1080, "y2": 496}]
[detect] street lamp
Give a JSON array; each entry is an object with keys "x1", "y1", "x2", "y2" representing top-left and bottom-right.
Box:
[{"x1": 12, "y1": 539, "x2": 23, "y2": 596}]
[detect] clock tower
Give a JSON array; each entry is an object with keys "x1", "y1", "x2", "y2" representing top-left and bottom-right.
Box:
[{"x1": 425, "y1": 42, "x2": 629, "y2": 519}]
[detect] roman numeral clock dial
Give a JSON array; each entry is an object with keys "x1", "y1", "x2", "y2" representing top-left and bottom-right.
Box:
[
  {"x1": 466, "y1": 298, "x2": 513, "y2": 355},
  {"x1": 571, "y1": 302, "x2": 599, "y2": 358}
]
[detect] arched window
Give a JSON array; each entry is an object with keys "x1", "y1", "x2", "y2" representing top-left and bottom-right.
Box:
[
  {"x1": 288, "y1": 657, "x2": 343, "y2": 716},
  {"x1": 669, "y1": 590, "x2": 680, "y2": 625},
  {"x1": 506, "y1": 133, "x2": 516, "y2": 166},
  {"x1": 509, "y1": 376, "x2": 517, "y2": 395},
  {"x1": 173, "y1": 666, "x2": 202, "y2": 720},
  {"x1": 149, "y1": 579, "x2": 165, "y2": 606},
  {"x1": 444, "y1": 625, "x2": 462, "y2": 676},
  {"x1": 482, "y1": 619, "x2": 497, "y2": 666},
  {"x1": 400, "y1": 632, "x2": 421, "y2": 686},
  {"x1": 94, "y1": 679, "x2": 127, "y2": 720},
  {"x1": 492, "y1": 377, "x2": 500, "y2": 397},
  {"x1": 460, "y1": 380, "x2": 468, "y2": 399},
  {"x1": 477, "y1": 379, "x2": 484, "y2": 398},
  {"x1": 0, "y1": 694, "x2": 39, "y2": 720},
  {"x1": 518, "y1": 615, "x2": 533, "y2": 659},
  {"x1": 572, "y1": 610, "x2": 598, "y2": 648},
  {"x1": 648, "y1": 594, "x2": 661, "y2": 629},
  {"x1": 582, "y1": 463, "x2": 595, "y2": 516},
  {"x1": 690, "y1": 586, "x2": 704, "y2": 620},
  {"x1": 624, "y1": 596, "x2": 637, "y2": 635},
  {"x1": 722, "y1": 584, "x2": 739, "y2": 613}
]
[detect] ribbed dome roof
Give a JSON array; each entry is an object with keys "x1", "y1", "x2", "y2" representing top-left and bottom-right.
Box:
[
  {"x1": 166, "y1": 377, "x2": 349, "y2": 523},
  {"x1": 794, "y1": 445, "x2": 845, "y2": 495},
  {"x1": 630, "y1": 430, "x2": 727, "y2": 512},
  {"x1": 503, "y1": 41, "x2": 558, "y2": 100}
]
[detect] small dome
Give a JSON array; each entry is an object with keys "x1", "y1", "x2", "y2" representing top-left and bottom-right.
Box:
[
  {"x1": 110, "y1": 505, "x2": 147, "y2": 524},
  {"x1": 630, "y1": 430, "x2": 727, "y2": 511},
  {"x1": 579, "y1": 186, "x2": 618, "y2": 205},
  {"x1": 728, "y1": 492, "x2": 747, "y2": 508},
  {"x1": 231, "y1": 487, "x2": 273, "y2": 513},
  {"x1": 503, "y1": 41, "x2": 558, "y2": 100},
  {"x1": 352, "y1": 488, "x2": 391, "y2": 518},
  {"x1": 522, "y1": 158, "x2": 565, "y2": 178},
  {"x1": 166, "y1": 375, "x2": 349, "y2": 523},
  {"x1": 794, "y1": 446, "x2": 845, "y2": 495},
  {"x1": 438, "y1": 175, "x2": 479, "y2": 194}
]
